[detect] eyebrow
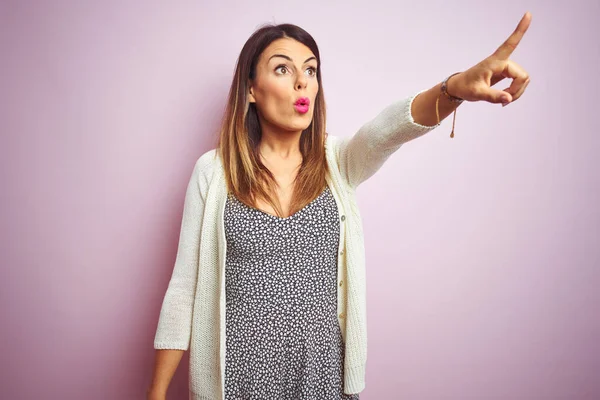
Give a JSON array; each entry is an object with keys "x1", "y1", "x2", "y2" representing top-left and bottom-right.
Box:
[{"x1": 268, "y1": 54, "x2": 317, "y2": 65}]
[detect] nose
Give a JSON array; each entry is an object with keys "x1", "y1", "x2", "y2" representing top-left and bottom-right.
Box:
[{"x1": 295, "y1": 74, "x2": 308, "y2": 90}]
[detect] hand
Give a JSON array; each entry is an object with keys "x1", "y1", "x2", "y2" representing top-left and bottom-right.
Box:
[{"x1": 448, "y1": 11, "x2": 532, "y2": 106}]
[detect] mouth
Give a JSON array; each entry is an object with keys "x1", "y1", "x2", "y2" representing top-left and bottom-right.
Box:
[
  {"x1": 294, "y1": 97, "x2": 310, "y2": 114},
  {"x1": 294, "y1": 103, "x2": 309, "y2": 113},
  {"x1": 294, "y1": 97, "x2": 310, "y2": 107}
]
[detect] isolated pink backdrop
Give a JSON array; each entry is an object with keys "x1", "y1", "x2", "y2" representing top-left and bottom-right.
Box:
[{"x1": 1, "y1": 0, "x2": 598, "y2": 399}]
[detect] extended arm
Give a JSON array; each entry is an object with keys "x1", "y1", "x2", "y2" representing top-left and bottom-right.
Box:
[{"x1": 338, "y1": 12, "x2": 532, "y2": 189}]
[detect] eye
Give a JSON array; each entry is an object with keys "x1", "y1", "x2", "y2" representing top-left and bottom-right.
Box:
[
  {"x1": 275, "y1": 64, "x2": 289, "y2": 74},
  {"x1": 275, "y1": 64, "x2": 317, "y2": 77}
]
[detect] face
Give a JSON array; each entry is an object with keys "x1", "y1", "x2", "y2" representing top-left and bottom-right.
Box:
[{"x1": 248, "y1": 38, "x2": 319, "y2": 134}]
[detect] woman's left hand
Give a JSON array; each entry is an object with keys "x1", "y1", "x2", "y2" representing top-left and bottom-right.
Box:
[{"x1": 447, "y1": 11, "x2": 532, "y2": 106}]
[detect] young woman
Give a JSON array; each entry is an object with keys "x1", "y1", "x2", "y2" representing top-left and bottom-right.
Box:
[{"x1": 148, "y1": 13, "x2": 531, "y2": 400}]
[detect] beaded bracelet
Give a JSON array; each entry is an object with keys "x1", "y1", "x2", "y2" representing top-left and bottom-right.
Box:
[{"x1": 436, "y1": 72, "x2": 464, "y2": 138}]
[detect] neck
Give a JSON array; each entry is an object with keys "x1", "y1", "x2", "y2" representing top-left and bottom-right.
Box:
[{"x1": 258, "y1": 131, "x2": 303, "y2": 160}]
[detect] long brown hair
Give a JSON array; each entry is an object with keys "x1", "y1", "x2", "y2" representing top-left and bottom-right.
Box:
[{"x1": 215, "y1": 23, "x2": 329, "y2": 218}]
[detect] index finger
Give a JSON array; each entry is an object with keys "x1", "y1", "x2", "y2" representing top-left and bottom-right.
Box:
[{"x1": 493, "y1": 11, "x2": 532, "y2": 60}]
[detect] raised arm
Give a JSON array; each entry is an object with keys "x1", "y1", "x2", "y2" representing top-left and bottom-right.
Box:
[{"x1": 338, "y1": 11, "x2": 532, "y2": 189}]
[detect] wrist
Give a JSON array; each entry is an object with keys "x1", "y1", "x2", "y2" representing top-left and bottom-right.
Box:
[{"x1": 445, "y1": 72, "x2": 464, "y2": 101}]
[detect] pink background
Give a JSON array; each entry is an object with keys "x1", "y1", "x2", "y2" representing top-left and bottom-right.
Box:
[{"x1": 1, "y1": 0, "x2": 598, "y2": 399}]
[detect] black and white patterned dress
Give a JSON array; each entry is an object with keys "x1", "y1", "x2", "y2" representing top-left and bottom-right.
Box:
[{"x1": 223, "y1": 184, "x2": 360, "y2": 400}]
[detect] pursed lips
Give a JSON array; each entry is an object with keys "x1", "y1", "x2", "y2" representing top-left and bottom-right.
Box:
[{"x1": 294, "y1": 97, "x2": 310, "y2": 106}]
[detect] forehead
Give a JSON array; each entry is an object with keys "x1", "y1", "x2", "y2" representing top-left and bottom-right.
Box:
[{"x1": 260, "y1": 38, "x2": 316, "y2": 64}]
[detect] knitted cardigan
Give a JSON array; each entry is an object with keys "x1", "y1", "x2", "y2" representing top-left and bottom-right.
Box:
[{"x1": 153, "y1": 89, "x2": 439, "y2": 399}]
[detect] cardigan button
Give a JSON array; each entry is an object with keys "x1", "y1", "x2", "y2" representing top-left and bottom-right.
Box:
[
  {"x1": 339, "y1": 312, "x2": 345, "y2": 319},
  {"x1": 340, "y1": 215, "x2": 345, "y2": 221},
  {"x1": 339, "y1": 280, "x2": 343, "y2": 287}
]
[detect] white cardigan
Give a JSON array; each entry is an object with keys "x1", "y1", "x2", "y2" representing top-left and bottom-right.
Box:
[{"x1": 153, "y1": 89, "x2": 439, "y2": 400}]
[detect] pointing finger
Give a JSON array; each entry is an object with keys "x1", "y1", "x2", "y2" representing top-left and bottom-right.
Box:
[{"x1": 493, "y1": 11, "x2": 532, "y2": 60}]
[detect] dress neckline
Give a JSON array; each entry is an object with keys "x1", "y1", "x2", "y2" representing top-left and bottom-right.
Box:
[{"x1": 229, "y1": 185, "x2": 329, "y2": 221}]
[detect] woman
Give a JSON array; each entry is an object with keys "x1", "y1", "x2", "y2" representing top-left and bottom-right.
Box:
[{"x1": 148, "y1": 13, "x2": 531, "y2": 400}]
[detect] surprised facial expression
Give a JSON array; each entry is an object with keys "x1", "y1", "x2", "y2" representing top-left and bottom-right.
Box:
[{"x1": 248, "y1": 38, "x2": 319, "y2": 134}]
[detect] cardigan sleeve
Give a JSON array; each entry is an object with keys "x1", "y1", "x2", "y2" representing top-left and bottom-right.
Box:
[
  {"x1": 337, "y1": 89, "x2": 441, "y2": 189},
  {"x1": 153, "y1": 158, "x2": 206, "y2": 351}
]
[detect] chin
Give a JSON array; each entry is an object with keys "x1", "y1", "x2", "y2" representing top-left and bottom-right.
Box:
[
  {"x1": 281, "y1": 118, "x2": 312, "y2": 131},
  {"x1": 282, "y1": 123, "x2": 311, "y2": 133}
]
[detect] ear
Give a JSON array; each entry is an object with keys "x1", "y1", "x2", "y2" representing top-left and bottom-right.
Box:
[{"x1": 248, "y1": 81, "x2": 256, "y2": 103}]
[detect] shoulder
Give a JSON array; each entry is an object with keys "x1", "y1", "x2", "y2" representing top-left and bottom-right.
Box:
[
  {"x1": 325, "y1": 133, "x2": 340, "y2": 146},
  {"x1": 324, "y1": 133, "x2": 342, "y2": 155},
  {"x1": 325, "y1": 133, "x2": 345, "y2": 165},
  {"x1": 189, "y1": 148, "x2": 219, "y2": 193},
  {"x1": 195, "y1": 148, "x2": 218, "y2": 172},
  {"x1": 195, "y1": 149, "x2": 218, "y2": 170}
]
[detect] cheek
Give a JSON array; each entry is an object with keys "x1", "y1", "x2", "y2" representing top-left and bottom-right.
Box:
[
  {"x1": 263, "y1": 81, "x2": 289, "y2": 103},
  {"x1": 258, "y1": 83, "x2": 291, "y2": 115}
]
